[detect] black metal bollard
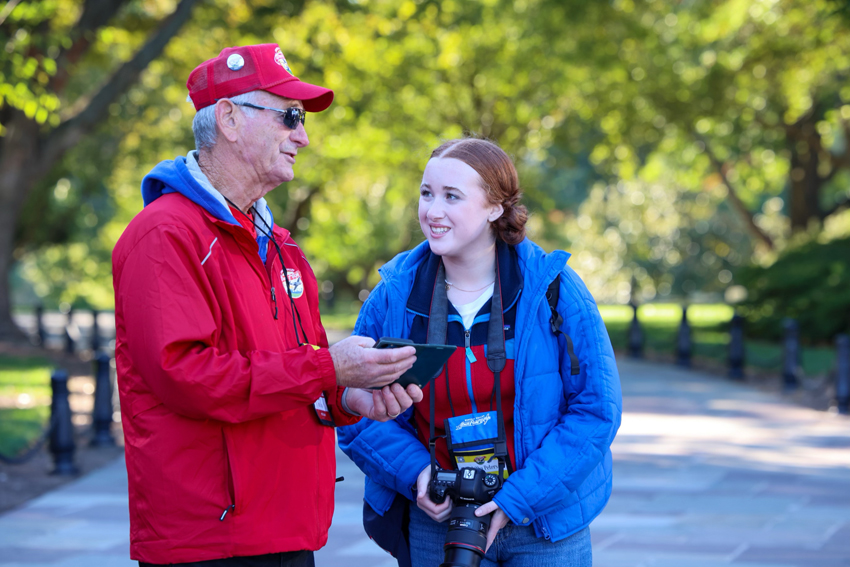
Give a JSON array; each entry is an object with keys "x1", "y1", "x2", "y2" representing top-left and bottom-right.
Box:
[
  {"x1": 64, "y1": 307, "x2": 75, "y2": 355},
  {"x1": 836, "y1": 334, "x2": 849, "y2": 414},
  {"x1": 90, "y1": 309, "x2": 101, "y2": 352},
  {"x1": 35, "y1": 304, "x2": 46, "y2": 346},
  {"x1": 50, "y1": 370, "x2": 79, "y2": 475},
  {"x1": 90, "y1": 353, "x2": 115, "y2": 446},
  {"x1": 782, "y1": 318, "x2": 800, "y2": 392},
  {"x1": 627, "y1": 303, "x2": 644, "y2": 358},
  {"x1": 728, "y1": 314, "x2": 746, "y2": 380},
  {"x1": 676, "y1": 306, "x2": 692, "y2": 367}
]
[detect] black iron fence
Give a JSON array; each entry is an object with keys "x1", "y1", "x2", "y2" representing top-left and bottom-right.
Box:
[{"x1": 622, "y1": 303, "x2": 850, "y2": 414}]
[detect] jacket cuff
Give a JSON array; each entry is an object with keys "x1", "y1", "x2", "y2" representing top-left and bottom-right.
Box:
[
  {"x1": 331, "y1": 387, "x2": 361, "y2": 426},
  {"x1": 315, "y1": 347, "x2": 338, "y2": 392},
  {"x1": 493, "y1": 482, "x2": 536, "y2": 527}
]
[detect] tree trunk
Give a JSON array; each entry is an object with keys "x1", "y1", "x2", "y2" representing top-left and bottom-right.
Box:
[
  {"x1": 0, "y1": 113, "x2": 42, "y2": 341},
  {"x1": 786, "y1": 113, "x2": 825, "y2": 232}
]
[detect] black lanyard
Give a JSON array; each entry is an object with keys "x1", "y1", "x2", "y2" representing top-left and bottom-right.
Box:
[
  {"x1": 427, "y1": 258, "x2": 508, "y2": 479},
  {"x1": 224, "y1": 197, "x2": 309, "y2": 347}
]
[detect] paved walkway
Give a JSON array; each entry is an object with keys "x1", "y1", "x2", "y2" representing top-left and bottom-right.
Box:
[{"x1": 1, "y1": 358, "x2": 848, "y2": 567}]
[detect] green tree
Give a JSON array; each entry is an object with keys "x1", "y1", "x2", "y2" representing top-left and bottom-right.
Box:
[{"x1": 0, "y1": 0, "x2": 199, "y2": 338}]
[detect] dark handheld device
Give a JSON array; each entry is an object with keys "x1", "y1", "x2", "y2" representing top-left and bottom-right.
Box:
[
  {"x1": 429, "y1": 468, "x2": 502, "y2": 567},
  {"x1": 371, "y1": 337, "x2": 455, "y2": 390}
]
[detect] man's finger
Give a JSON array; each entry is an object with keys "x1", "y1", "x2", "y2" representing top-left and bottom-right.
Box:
[
  {"x1": 389, "y1": 383, "x2": 413, "y2": 408},
  {"x1": 371, "y1": 389, "x2": 387, "y2": 416},
  {"x1": 380, "y1": 386, "x2": 402, "y2": 417},
  {"x1": 405, "y1": 384, "x2": 424, "y2": 403},
  {"x1": 369, "y1": 345, "x2": 416, "y2": 364}
]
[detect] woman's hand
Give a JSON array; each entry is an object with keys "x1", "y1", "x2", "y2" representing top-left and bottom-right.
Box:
[
  {"x1": 474, "y1": 501, "x2": 509, "y2": 552},
  {"x1": 415, "y1": 466, "x2": 453, "y2": 522}
]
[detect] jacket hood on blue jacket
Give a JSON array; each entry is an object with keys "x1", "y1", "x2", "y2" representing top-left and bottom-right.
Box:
[
  {"x1": 141, "y1": 155, "x2": 275, "y2": 262},
  {"x1": 378, "y1": 238, "x2": 571, "y2": 301}
]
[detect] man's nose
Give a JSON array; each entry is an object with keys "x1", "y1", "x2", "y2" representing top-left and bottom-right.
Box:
[{"x1": 291, "y1": 121, "x2": 309, "y2": 147}]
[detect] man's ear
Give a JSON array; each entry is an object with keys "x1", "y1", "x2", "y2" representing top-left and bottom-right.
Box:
[
  {"x1": 215, "y1": 100, "x2": 241, "y2": 143},
  {"x1": 489, "y1": 203, "x2": 504, "y2": 223}
]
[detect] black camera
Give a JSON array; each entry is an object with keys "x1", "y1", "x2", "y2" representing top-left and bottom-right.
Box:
[{"x1": 429, "y1": 468, "x2": 502, "y2": 567}]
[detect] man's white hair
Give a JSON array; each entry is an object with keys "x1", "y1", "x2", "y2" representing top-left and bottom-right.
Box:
[{"x1": 192, "y1": 90, "x2": 263, "y2": 151}]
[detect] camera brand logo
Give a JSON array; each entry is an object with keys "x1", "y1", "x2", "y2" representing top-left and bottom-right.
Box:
[{"x1": 454, "y1": 414, "x2": 491, "y2": 431}]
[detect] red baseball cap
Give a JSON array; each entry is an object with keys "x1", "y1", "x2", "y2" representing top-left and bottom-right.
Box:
[{"x1": 187, "y1": 44, "x2": 334, "y2": 112}]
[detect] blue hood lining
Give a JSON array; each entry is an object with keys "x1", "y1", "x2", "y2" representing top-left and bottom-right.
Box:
[{"x1": 141, "y1": 155, "x2": 275, "y2": 262}]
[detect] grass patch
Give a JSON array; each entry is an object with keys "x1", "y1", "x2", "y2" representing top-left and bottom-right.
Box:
[
  {"x1": 0, "y1": 355, "x2": 52, "y2": 458},
  {"x1": 0, "y1": 406, "x2": 49, "y2": 457},
  {"x1": 0, "y1": 356, "x2": 53, "y2": 399}
]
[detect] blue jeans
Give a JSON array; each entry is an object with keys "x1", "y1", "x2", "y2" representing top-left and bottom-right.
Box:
[{"x1": 408, "y1": 504, "x2": 592, "y2": 567}]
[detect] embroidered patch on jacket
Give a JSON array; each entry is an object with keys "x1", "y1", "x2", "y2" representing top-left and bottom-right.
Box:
[{"x1": 281, "y1": 268, "x2": 304, "y2": 299}]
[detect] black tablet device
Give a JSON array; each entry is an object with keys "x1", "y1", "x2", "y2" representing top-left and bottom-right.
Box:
[{"x1": 371, "y1": 337, "x2": 456, "y2": 390}]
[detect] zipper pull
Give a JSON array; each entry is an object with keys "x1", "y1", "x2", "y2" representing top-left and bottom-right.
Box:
[
  {"x1": 271, "y1": 287, "x2": 278, "y2": 320},
  {"x1": 465, "y1": 330, "x2": 476, "y2": 363},
  {"x1": 220, "y1": 504, "x2": 235, "y2": 521}
]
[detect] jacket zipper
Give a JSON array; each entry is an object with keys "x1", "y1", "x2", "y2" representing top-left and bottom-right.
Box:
[
  {"x1": 464, "y1": 329, "x2": 478, "y2": 414},
  {"x1": 221, "y1": 431, "x2": 238, "y2": 521}
]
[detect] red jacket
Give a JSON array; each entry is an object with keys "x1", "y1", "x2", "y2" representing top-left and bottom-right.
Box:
[{"x1": 113, "y1": 190, "x2": 358, "y2": 564}]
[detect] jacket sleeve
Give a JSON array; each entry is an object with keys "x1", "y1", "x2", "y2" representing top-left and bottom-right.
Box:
[
  {"x1": 297, "y1": 251, "x2": 360, "y2": 427},
  {"x1": 114, "y1": 224, "x2": 338, "y2": 424},
  {"x1": 493, "y1": 266, "x2": 622, "y2": 524},
  {"x1": 337, "y1": 282, "x2": 431, "y2": 500}
]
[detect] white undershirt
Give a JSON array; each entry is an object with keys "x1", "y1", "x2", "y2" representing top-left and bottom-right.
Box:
[{"x1": 453, "y1": 284, "x2": 495, "y2": 330}]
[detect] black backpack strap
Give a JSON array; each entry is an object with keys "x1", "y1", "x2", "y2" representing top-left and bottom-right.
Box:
[{"x1": 546, "y1": 275, "x2": 580, "y2": 376}]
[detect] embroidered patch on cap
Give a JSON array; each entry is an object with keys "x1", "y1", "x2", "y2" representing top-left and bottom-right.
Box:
[{"x1": 274, "y1": 47, "x2": 293, "y2": 75}]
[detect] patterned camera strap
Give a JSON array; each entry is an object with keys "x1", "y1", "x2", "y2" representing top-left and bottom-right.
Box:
[{"x1": 427, "y1": 260, "x2": 508, "y2": 481}]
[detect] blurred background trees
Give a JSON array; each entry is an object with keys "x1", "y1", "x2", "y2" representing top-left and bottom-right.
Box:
[{"x1": 2, "y1": 0, "x2": 850, "y2": 341}]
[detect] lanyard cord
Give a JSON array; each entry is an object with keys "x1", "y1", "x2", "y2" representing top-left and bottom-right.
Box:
[{"x1": 224, "y1": 197, "x2": 309, "y2": 346}]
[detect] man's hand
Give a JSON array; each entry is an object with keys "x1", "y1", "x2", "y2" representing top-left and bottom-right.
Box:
[
  {"x1": 344, "y1": 383, "x2": 423, "y2": 422},
  {"x1": 329, "y1": 336, "x2": 416, "y2": 389},
  {"x1": 416, "y1": 466, "x2": 452, "y2": 522},
  {"x1": 474, "y1": 501, "x2": 509, "y2": 552}
]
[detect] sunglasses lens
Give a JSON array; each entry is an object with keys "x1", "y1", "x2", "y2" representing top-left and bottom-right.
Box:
[{"x1": 284, "y1": 108, "x2": 305, "y2": 129}]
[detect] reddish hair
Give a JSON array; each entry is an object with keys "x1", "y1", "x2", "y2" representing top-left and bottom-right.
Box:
[{"x1": 430, "y1": 138, "x2": 528, "y2": 245}]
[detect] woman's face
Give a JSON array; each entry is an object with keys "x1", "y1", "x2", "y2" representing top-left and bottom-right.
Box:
[{"x1": 418, "y1": 157, "x2": 503, "y2": 262}]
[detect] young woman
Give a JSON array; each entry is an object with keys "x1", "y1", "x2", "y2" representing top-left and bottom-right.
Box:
[{"x1": 339, "y1": 138, "x2": 622, "y2": 567}]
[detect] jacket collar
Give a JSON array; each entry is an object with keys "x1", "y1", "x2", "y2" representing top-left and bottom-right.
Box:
[{"x1": 406, "y1": 240, "x2": 523, "y2": 317}]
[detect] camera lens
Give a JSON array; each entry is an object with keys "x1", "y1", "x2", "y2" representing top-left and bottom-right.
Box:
[{"x1": 440, "y1": 503, "x2": 491, "y2": 567}]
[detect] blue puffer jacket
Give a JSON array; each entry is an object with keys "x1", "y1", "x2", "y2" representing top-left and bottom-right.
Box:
[{"x1": 338, "y1": 238, "x2": 622, "y2": 542}]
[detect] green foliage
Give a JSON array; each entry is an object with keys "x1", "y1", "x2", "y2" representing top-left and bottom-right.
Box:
[
  {"x1": 737, "y1": 235, "x2": 850, "y2": 342},
  {"x1": 11, "y1": 0, "x2": 850, "y2": 312}
]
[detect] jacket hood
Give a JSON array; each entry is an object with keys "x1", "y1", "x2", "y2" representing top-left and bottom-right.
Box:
[
  {"x1": 378, "y1": 238, "x2": 571, "y2": 299},
  {"x1": 141, "y1": 155, "x2": 275, "y2": 261}
]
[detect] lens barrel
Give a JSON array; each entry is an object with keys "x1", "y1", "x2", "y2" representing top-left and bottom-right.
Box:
[{"x1": 440, "y1": 503, "x2": 491, "y2": 567}]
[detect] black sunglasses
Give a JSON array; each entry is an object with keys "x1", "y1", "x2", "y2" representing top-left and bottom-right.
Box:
[{"x1": 233, "y1": 102, "x2": 306, "y2": 129}]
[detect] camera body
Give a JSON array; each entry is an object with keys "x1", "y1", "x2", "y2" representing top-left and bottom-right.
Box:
[
  {"x1": 429, "y1": 467, "x2": 501, "y2": 505},
  {"x1": 429, "y1": 468, "x2": 502, "y2": 567}
]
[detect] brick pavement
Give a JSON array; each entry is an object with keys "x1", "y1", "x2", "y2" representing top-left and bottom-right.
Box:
[{"x1": 0, "y1": 357, "x2": 848, "y2": 567}]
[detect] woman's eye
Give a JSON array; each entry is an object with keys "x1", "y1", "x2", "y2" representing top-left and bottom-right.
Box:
[
  {"x1": 420, "y1": 189, "x2": 431, "y2": 198},
  {"x1": 446, "y1": 193, "x2": 458, "y2": 200}
]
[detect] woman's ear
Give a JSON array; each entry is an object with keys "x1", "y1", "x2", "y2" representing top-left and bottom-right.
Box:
[{"x1": 489, "y1": 203, "x2": 504, "y2": 223}]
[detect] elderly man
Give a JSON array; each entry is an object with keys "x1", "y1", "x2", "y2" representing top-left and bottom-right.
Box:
[{"x1": 112, "y1": 44, "x2": 421, "y2": 567}]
